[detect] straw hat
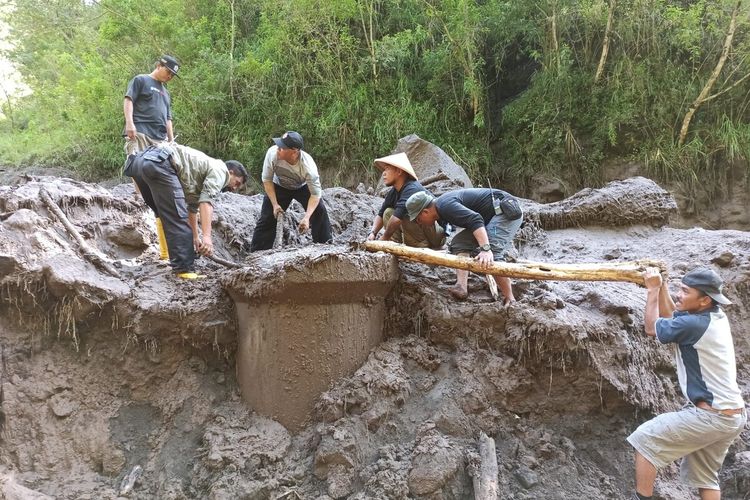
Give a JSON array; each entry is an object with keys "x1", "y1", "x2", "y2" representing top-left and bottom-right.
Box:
[{"x1": 374, "y1": 152, "x2": 418, "y2": 180}]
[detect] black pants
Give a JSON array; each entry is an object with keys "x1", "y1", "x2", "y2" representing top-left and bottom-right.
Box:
[
  {"x1": 125, "y1": 155, "x2": 196, "y2": 273},
  {"x1": 250, "y1": 184, "x2": 332, "y2": 251}
]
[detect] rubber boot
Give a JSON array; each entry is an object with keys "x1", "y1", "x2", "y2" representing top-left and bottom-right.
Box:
[{"x1": 155, "y1": 218, "x2": 169, "y2": 260}]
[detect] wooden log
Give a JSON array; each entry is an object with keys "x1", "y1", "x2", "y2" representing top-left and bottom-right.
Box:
[
  {"x1": 485, "y1": 274, "x2": 499, "y2": 301},
  {"x1": 206, "y1": 254, "x2": 243, "y2": 269},
  {"x1": 362, "y1": 240, "x2": 664, "y2": 285},
  {"x1": 39, "y1": 188, "x2": 121, "y2": 278},
  {"x1": 473, "y1": 432, "x2": 498, "y2": 500},
  {"x1": 378, "y1": 171, "x2": 455, "y2": 196},
  {"x1": 273, "y1": 211, "x2": 284, "y2": 249},
  {"x1": 419, "y1": 171, "x2": 450, "y2": 186}
]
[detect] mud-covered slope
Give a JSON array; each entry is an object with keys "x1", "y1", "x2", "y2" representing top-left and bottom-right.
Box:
[{"x1": 0, "y1": 174, "x2": 748, "y2": 499}]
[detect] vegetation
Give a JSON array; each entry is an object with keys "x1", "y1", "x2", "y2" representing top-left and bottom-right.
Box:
[{"x1": 1, "y1": 0, "x2": 749, "y2": 193}]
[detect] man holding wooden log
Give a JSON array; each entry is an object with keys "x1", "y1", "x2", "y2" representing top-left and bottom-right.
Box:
[
  {"x1": 249, "y1": 131, "x2": 332, "y2": 251},
  {"x1": 406, "y1": 188, "x2": 523, "y2": 304},
  {"x1": 366, "y1": 152, "x2": 445, "y2": 249},
  {"x1": 628, "y1": 267, "x2": 746, "y2": 500},
  {"x1": 124, "y1": 144, "x2": 248, "y2": 279}
]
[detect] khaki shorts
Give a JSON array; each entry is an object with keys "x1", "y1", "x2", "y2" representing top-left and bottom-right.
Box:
[
  {"x1": 123, "y1": 132, "x2": 164, "y2": 156},
  {"x1": 627, "y1": 404, "x2": 746, "y2": 489},
  {"x1": 383, "y1": 207, "x2": 445, "y2": 249}
]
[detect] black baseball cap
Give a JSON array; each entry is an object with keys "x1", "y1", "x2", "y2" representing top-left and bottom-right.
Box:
[
  {"x1": 159, "y1": 55, "x2": 180, "y2": 77},
  {"x1": 682, "y1": 268, "x2": 731, "y2": 305},
  {"x1": 273, "y1": 131, "x2": 304, "y2": 150}
]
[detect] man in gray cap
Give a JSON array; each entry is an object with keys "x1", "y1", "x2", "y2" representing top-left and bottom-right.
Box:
[
  {"x1": 250, "y1": 131, "x2": 332, "y2": 251},
  {"x1": 406, "y1": 188, "x2": 523, "y2": 303},
  {"x1": 628, "y1": 267, "x2": 745, "y2": 500}
]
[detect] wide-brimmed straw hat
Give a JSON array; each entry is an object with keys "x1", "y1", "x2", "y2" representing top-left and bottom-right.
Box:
[{"x1": 374, "y1": 152, "x2": 418, "y2": 180}]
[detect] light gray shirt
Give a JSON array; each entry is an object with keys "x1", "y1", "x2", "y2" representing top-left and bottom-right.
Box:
[{"x1": 261, "y1": 145, "x2": 322, "y2": 196}]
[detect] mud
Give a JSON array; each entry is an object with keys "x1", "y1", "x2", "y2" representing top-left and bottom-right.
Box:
[{"x1": 0, "y1": 171, "x2": 748, "y2": 499}]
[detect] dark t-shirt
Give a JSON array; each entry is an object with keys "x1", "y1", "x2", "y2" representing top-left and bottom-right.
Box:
[
  {"x1": 436, "y1": 188, "x2": 512, "y2": 230},
  {"x1": 123, "y1": 75, "x2": 172, "y2": 141},
  {"x1": 378, "y1": 179, "x2": 426, "y2": 220}
]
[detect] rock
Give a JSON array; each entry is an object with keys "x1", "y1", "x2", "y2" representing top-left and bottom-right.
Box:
[
  {"x1": 432, "y1": 401, "x2": 473, "y2": 438},
  {"x1": 314, "y1": 424, "x2": 362, "y2": 479},
  {"x1": 363, "y1": 401, "x2": 390, "y2": 432},
  {"x1": 100, "y1": 223, "x2": 149, "y2": 250},
  {"x1": 327, "y1": 464, "x2": 355, "y2": 499},
  {"x1": 711, "y1": 250, "x2": 735, "y2": 267},
  {"x1": 3, "y1": 209, "x2": 47, "y2": 231},
  {"x1": 355, "y1": 183, "x2": 367, "y2": 194},
  {"x1": 48, "y1": 391, "x2": 78, "y2": 417},
  {"x1": 408, "y1": 428, "x2": 463, "y2": 495},
  {"x1": 514, "y1": 465, "x2": 539, "y2": 489},
  {"x1": 380, "y1": 134, "x2": 473, "y2": 196}
]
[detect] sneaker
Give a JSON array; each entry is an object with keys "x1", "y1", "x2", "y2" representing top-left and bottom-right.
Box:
[{"x1": 176, "y1": 272, "x2": 206, "y2": 280}]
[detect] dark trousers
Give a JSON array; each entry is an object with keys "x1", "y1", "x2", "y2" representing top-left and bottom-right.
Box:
[
  {"x1": 250, "y1": 184, "x2": 332, "y2": 251},
  {"x1": 125, "y1": 155, "x2": 196, "y2": 273}
]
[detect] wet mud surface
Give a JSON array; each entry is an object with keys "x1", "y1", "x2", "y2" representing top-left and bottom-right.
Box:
[{"x1": 0, "y1": 173, "x2": 748, "y2": 499}]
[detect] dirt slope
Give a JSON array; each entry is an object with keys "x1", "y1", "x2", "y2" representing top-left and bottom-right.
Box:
[{"x1": 0, "y1": 174, "x2": 748, "y2": 499}]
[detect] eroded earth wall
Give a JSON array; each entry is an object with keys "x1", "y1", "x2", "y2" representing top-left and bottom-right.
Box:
[{"x1": 0, "y1": 174, "x2": 748, "y2": 499}]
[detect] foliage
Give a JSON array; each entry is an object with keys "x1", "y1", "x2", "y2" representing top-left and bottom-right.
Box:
[{"x1": 1, "y1": 0, "x2": 749, "y2": 193}]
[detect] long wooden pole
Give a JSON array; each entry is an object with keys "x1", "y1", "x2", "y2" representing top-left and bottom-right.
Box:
[{"x1": 363, "y1": 240, "x2": 664, "y2": 285}]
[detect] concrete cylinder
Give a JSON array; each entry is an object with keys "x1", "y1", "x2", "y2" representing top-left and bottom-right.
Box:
[{"x1": 228, "y1": 247, "x2": 399, "y2": 431}]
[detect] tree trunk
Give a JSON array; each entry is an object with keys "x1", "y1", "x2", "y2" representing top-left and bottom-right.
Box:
[
  {"x1": 473, "y1": 432, "x2": 498, "y2": 500},
  {"x1": 594, "y1": 0, "x2": 616, "y2": 84},
  {"x1": 678, "y1": 0, "x2": 741, "y2": 146},
  {"x1": 362, "y1": 241, "x2": 664, "y2": 285}
]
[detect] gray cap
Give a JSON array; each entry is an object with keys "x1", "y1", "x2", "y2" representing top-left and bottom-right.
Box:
[
  {"x1": 405, "y1": 191, "x2": 435, "y2": 221},
  {"x1": 682, "y1": 268, "x2": 731, "y2": 305}
]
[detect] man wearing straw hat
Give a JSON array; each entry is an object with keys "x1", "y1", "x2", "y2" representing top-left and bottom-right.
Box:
[{"x1": 366, "y1": 152, "x2": 445, "y2": 249}]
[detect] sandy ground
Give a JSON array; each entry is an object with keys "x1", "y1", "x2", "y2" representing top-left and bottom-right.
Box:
[{"x1": 0, "y1": 172, "x2": 748, "y2": 499}]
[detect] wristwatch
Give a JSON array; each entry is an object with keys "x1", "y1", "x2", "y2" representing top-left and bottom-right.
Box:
[{"x1": 478, "y1": 243, "x2": 492, "y2": 252}]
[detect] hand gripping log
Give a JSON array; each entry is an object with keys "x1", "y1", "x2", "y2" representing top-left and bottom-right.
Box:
[{"x1": 362, "y1": 240, "x2": 664, "y2": 285}]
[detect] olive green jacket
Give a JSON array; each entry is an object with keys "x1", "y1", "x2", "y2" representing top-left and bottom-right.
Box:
[{"x1": 170, "y1": 145, "x2": 229, "y2": 213}]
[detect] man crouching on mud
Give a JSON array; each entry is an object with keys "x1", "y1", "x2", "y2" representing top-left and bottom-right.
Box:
[
  {"x1": 628, "y1": 267, "x2": 746, "y2": 500},
  {"x1": 405, "y1": 188, "x2": 523, "y2": 304}
]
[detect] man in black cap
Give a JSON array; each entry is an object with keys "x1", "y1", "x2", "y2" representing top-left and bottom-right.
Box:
[
  {"x1": 123, "y1": 55, "x2": 181, "y2": 260},
  {"x1": 628, "y1": 267, "x2": 746, "y2": 500},
  {"x1": 249, "y1": 131, "x2": 332, "y2": 251},
  {"x1": 123, "y1": 55, "x2": 180, "y2": 155}
]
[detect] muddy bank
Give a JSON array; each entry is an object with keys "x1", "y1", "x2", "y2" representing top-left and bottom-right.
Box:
[{"x1": 0, "y1": 173, "x2": 748, "y2": 499}]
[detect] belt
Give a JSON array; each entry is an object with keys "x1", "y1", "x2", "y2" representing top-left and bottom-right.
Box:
[{"x1": 695, "y1": 401, "x2": 745, "y2": 416}]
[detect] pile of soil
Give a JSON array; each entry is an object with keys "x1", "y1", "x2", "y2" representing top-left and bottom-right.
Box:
[{"x1": 0, "y1": 171, "x2": 748, "y2": 499}]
